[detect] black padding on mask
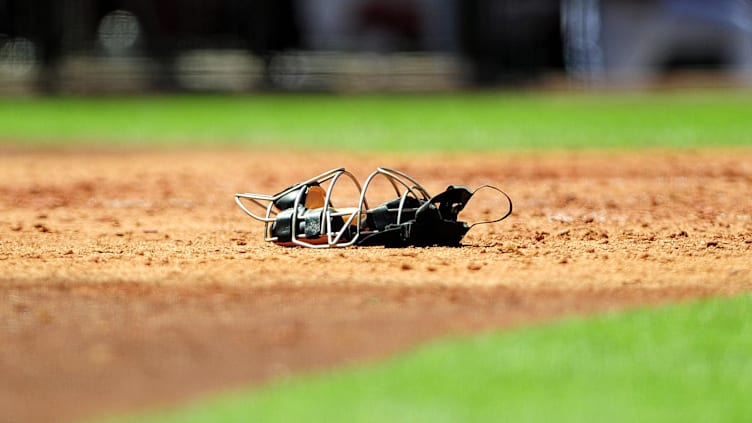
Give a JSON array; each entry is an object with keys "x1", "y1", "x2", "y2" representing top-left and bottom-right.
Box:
[{"x1": 357, "y1": 186, "x2": 473, "y2": 247}]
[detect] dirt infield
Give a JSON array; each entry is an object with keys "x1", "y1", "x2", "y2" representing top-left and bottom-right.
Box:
[{"x1": 1, "y1": 148, "x2": 751, "y2": 423}]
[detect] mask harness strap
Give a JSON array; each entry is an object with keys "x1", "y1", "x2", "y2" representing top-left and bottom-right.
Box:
[{"x1": 467, "y1": 185, "x2": 513, "y2": 229}]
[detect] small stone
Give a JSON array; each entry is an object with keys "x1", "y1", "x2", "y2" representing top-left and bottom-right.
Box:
[{"x1": 33, "y1": 223, "x2": 50, "y2": 233}]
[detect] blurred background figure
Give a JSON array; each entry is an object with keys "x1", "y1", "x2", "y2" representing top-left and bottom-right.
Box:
[
  {"x1": 0, "y1": 0, "x2": 750, "y2": 94},
  {"x1": 564, "y1": 0, "x2": 752, "y2": 84}
]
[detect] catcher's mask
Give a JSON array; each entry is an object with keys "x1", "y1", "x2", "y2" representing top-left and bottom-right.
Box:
[{"x1": 234, "y1": 167, "x2": 512, "y2": 248}]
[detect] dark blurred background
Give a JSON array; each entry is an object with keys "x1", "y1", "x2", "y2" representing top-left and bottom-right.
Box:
[{"x1": 1, "y1": 0, "x2": 751, "y2": 94}]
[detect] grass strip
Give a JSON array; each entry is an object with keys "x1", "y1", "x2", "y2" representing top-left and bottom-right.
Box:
[
  {"x1": 3, "y1": 91, "x2": 752, "y2": 150},
  {"x1": 98, "y1": 293, "x2": 752, "y2": 423}
]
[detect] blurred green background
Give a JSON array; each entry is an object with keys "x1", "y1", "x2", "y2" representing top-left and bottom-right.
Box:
[{"x1": 2, "y1": 91, "x2": 752, "y2": 150}]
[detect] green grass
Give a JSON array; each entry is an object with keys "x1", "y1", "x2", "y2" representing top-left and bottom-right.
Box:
[
  {"x1": 99, "y1": 293, "x2": 752, "y2": 423},
  {"x1": 3, "y1": 90, "x2": 752, "y2": 150}
]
